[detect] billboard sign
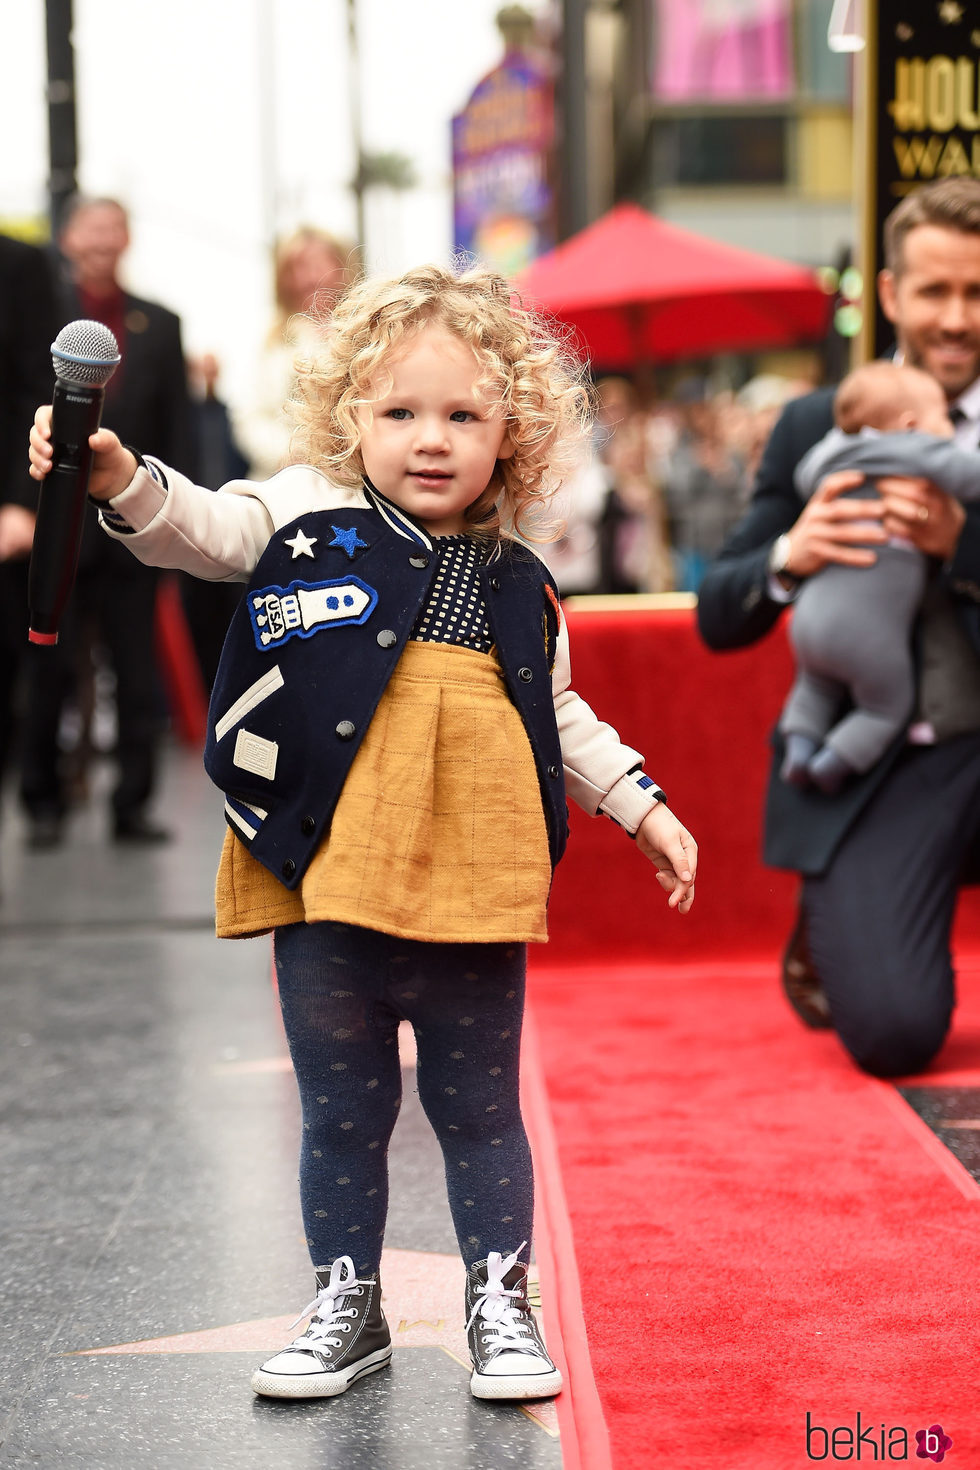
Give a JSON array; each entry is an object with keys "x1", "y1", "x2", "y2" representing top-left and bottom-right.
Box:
[
  {"x1": 862, "y1": 0, "x2": 980, "y2": 356},
  {"x1": 452, "y1": 48, "x2": 556, "y2": 276}
]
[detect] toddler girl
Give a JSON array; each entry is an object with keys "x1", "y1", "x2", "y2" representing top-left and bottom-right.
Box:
[{"x1": 29, "y1": 264, "x2": 696, "y2": 1403}]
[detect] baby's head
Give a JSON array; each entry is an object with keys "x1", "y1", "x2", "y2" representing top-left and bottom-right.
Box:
[
  {"x1": 834, "y1": 361, "x2": 952, "y2": 439},
  {"x1": 288, "y1": 263, "x2": 591, "y2": 540}
]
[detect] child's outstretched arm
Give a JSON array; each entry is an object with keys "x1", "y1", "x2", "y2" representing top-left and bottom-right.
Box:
[
  {"x1": 635, "y1": 803, "x2": 697, "y2": 914},
  {"x1": 29, "y1": 404, "x2": 137, "y2": 501},
  {"x1": 29, "y1": 404, "x2": 283, "y2": 581}
]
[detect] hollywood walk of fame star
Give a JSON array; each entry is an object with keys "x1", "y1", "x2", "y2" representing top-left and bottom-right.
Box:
[
  {"x1": 328, "y1": 525, "x2": 369, "y2": 559},
  {"x1": 65, "y1": 1246, "x2": 557, "y2": 1436},
  {"x1": 283, "y1": 528, "x2": 318, "y2": 559}
]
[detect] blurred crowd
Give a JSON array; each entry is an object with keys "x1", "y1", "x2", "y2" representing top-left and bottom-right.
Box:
[{"x1": 541, "y1": 369, "x2": 812, "y2": 597}]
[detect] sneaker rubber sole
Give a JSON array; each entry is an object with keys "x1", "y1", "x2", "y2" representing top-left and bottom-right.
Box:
[
  {"x1": 251, "y1": 1344, "x2": 392, "y2": 1399},
  {"x1": 469, "y1": 1365, "x2": 563, "y2": 1400}
]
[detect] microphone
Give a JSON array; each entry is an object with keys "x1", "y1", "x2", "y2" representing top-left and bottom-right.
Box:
[{"x1": 28, "y1": 319, "x2": 121, "y2": 645}]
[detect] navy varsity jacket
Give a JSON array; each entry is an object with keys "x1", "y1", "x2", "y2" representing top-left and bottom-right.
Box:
[{"x1": 203, "y1": 496, "x2": 568, "y2": 889}]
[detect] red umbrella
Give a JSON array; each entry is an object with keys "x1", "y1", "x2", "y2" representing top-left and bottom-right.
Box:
[{"x1": 517, "y1": 203, "x2": 831, "y2": 366}]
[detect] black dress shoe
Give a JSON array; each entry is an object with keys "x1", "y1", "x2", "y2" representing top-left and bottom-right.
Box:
[
  {"x1": 781, "y1": 903, "x2": 832, "y2": 1029},
  {"x1": 112, "y1": 814, "x2": 172, "y2": 845}
]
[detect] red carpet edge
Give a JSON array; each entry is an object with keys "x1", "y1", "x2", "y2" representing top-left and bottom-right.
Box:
[
  {"x1": 871, "y1": 1078, "x2": 980, "y2": 1202},
  {"x1": 524, "y1": 1003, "x2": 614, "y2": 1470}
]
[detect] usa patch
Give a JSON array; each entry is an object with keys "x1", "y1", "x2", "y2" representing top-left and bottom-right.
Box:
[{"x1": 248, "y1": 576, "x2": 378, "y2": 649}]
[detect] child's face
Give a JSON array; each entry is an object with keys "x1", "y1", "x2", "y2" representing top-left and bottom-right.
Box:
[{"x1": 356, "y1": 324, "x2": 514, "y2": 535}]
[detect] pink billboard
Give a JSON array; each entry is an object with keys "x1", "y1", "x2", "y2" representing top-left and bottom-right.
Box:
[{"x1": 653, "y1": 0, "x2": 795, "y2": 102}]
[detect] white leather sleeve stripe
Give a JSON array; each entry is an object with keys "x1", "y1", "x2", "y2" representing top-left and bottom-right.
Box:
[
  {"x1": 214, "y1": 666, "x2": 285, "y2": 741},
  {"x1": 224, "y1": 801, "x2": 259, "y2": 839},
  {"x1": 237, "y1": 798, "x2": 269, "y2": 820}
]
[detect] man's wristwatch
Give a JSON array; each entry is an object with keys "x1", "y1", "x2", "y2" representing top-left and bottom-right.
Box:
[{"x1": 767, "y1": 533, "x2": 799, "y2": 584}]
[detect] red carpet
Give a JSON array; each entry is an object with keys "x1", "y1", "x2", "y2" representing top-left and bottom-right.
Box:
[
  {"x1": 547, "y1": 606, "x2": 980, "y2": 963},
  {"x1": 528, "y1": 954, "x2": 980, "y2": 1470}
]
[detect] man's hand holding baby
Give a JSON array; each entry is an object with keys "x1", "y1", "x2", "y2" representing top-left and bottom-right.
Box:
[
  {"x1": 780, "y1": 470, "x2": 887, "y2": 579},
  {"x1": 877, "y1": 473, "x2": 966, "y2": 559}
]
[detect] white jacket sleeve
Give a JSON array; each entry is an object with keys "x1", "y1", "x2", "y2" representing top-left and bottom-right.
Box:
[
  {"x1": 551, "y1": 615, "x2": 663, "y2": 834},
  {"x1": 99, "y1": 460, "x2": 360, "y2": 583}
]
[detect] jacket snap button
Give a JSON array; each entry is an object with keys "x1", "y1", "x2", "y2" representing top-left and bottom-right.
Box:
[
  {"x1": 409, "y1": 553, "x2": 430, "y2": 569},
  {"x1": 335, "y1": 720, "x2": 356, "y2": 740},
  {"x1": 489, "y1": 576, "x2": 501, "y2": 591},
  {"x1": 377, "y1": 629, "x2": 397, "y2": 649},
  {"x1": 301, "y1": 816, "x2": 316, "y2": 836},
  {"x1": 282, "y1": 858, "x2": 297, "y2": 880},
  {"x1": 518, "y1": 667, "x2": 533, "y2": 682},
  {"x1": 548, "y1": 764, "x2": 560, "y2": 778}
]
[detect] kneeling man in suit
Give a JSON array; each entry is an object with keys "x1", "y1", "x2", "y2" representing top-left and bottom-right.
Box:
[{"x1": 698, "y1": 178, "x2": 980, "y2": 1078}]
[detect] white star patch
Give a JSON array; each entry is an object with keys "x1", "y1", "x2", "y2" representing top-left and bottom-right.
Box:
[{"x1": 283, "y1": 528, "x2": 318, "y2": 559}]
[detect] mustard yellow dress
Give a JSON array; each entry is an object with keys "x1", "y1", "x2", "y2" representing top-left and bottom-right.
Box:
[{"x1": 214, "y1": 640, "x2": 553, "y2": 944}]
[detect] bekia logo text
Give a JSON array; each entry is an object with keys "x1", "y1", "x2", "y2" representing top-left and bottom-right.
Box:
[{"x1": 806, "y1": 1413, "x2": 953, "y2": 1461}]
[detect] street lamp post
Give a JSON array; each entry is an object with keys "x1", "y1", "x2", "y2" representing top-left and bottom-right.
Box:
[
  {"x1": 45, "y1": 0, "x2": 78, "y2": 236},
  {"x1": 560, "y1": 0, "x2": 589, "y2": 241}
]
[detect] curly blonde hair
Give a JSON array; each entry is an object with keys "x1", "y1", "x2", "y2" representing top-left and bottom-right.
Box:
[{"x1": 286, "y1": 262, "x2": 592, "y2": 541}]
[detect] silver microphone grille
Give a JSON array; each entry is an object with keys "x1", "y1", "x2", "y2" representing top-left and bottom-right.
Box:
[{"x1": 51, "y1": 319, "x2": 122, "y2": 388}]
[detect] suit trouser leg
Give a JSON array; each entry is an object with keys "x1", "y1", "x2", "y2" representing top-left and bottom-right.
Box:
[
  {"x1": 17, "y1": 597, "x2": 79, "y2": 819},
  {"x1": 802, "y1": 732, "x2": 980, "y2": 1078},
  {"x1": 0, "y1": 559, "x2": 28, "y2": 784},
  {"x1": 93, "y1": 567, "x2": 163, "y2": 821}
]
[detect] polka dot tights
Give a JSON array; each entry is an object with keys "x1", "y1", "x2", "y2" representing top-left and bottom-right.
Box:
[{"x1": 273, "y1": 921, "x2": 534, "y2": 1276}]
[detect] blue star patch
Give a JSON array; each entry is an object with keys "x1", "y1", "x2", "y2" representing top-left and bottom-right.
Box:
[{"x1": 328, "y1": 525, "x2": 369, "y2": 559}]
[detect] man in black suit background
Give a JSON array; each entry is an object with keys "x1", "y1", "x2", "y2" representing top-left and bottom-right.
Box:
[
  {"x1": 0, "y1": 234, "x2": 58, "y2": 795},
  {"x1": 19, "y1": 197, "x2": 195, "y2": 846},
  {"x1": 698, "y1": 178, "x2": 980, "y2": 1079}
]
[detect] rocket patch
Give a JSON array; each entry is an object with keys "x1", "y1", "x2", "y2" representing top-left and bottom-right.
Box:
[{"x1": 248, "y1": 576, "x2": 378, "y2": 649}]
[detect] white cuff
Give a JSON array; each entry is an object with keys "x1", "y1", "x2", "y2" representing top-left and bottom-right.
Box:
[
  {"x1": 599, "y1": 770, "x2": 664, "y2": 834},
  {"x1": 767, "y1": 572, "x2": 800, "y2": 604},
  {"x1": 98, "y1": 462, "x2": 169, "y2": 536}
]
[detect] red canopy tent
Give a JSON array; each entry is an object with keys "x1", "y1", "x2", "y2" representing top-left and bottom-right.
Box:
[{"x1": 517, "y1": 202, "x2": 831, "y2": 367}]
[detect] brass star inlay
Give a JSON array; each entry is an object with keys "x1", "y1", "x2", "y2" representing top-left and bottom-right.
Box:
[{"x1": 65, "y1": 1247, "x2": 558, "y2": 1437}]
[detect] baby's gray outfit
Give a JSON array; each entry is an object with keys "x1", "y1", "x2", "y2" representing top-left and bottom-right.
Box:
[{"x1": 781, "y1": 429, "x2": 980, "y2": 774}]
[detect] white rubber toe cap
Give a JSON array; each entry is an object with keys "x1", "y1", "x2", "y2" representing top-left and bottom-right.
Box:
[
  {"x1": 257, "y1": 1349, "x2": 325, "y2": 1376},
  {"x1": 480, "y1": 1350, "x2": 555, "y2": 1377}
]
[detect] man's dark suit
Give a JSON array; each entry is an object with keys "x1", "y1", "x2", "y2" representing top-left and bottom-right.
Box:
[
  {"x1": 19, "y1": 283, "x2": 195, "y2": 831},
  {"x1": 0, "y1": 236, "x2": 58, "y2": 780},
  {"x1": 697, "y1": 386, "x2": 980, "y2": 1076}
]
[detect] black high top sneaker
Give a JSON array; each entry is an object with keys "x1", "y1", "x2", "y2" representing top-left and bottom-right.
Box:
[
  {"x1": 465, "y1": 1245, "x2": 563, "y2": 1400},
  {"x1": 251, "y1": 1256, "x2": 391, "y2": 1399}
]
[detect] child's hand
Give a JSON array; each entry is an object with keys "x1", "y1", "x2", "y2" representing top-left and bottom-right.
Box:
[
  {"x1": 635, "y1": 803, "x2": 697, "y2": 913},
  {"x1": 29, "y1": 405, "x2": 138, "y2": 502}
]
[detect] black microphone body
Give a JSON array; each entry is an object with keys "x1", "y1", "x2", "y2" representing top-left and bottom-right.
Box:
[
  {"x1": 28, "y1": 378, "x2": 106, "y2": 644},
  {"x1": 28, "y1": 320, "x2": 120, "y2": 646}
]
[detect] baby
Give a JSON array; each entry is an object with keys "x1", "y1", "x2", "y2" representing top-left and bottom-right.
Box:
[{"x1": 780, "y1": 360, "x2": 980, "y2": 793}]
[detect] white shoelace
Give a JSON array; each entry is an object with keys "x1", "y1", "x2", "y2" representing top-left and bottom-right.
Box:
[
  {"x1": 285, "y1": 1255, "x2": 371, "y2": 1357},
  {"x1": 466, "y1": 1243, "x2": 543, "y2": 1357}
]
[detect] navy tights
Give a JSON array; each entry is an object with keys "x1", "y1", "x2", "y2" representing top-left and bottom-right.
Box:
[{"x1": 273, "y1": 921, "x2": 534, "y2": 1275}]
